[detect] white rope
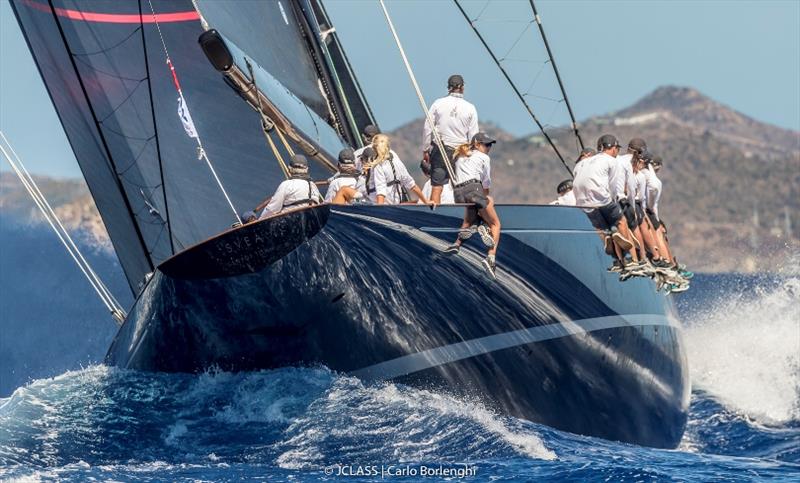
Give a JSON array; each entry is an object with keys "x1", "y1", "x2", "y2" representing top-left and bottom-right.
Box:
[
  {"x1": 146, "y1": 0, "x2": 241, "y2": 224},
  {"x1": 0, "y1": 132, "x2": 126, "y2": 324},
  {"x1": 377, "y1": 0, "x2": 456, "y2": 184}
]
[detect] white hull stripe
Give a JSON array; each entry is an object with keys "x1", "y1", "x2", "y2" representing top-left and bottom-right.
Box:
[{"x1": 351, "y1": 314, "x2": 679, "y2": 381}]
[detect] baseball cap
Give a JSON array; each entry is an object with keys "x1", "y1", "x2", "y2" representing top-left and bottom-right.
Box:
[
  {"x1": 362, "y1": 124, "x2": 380, "y2": 138},
  {"x1": 627, "y1": 138, "x2": 647, "y2": 153},
  {"x1": 597, "y1": 134, "x2": 621, "y2": 150},
  {"x1": 472, "y1": 132, "x2": 496, "y2": 145},
  {"x1": 338, "y1": 148, "x2": 355, "y2": 165},
  {"x1": 360, "y1": 146, "x2": 375, "y2": 160},
  {"x1": 289, "y1": 154, "x2": 308, "y2": 168},
  {"x1": 448, "y1": 74, "x2": 464, "y2": 89},
  {"x1": 557, "y1": 179, "x2": 573, "y2": 194},
  {"x1": 652, "y1": 155, "x2": 663, "y2": 167},
  {"x1": 639, "y1": 151, "x2": 654, "y2": 164},
  {"x1": 576, "y1": 147, "x2": 596, "y2": 162}
]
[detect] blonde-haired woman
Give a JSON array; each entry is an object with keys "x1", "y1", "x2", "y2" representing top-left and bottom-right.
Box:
[
  {"x1": 369, "y1": 134, "x2": 432, "y2": 205},
  {"x1": 443, "y1": 132, "x2": 501, "y2": 279}
]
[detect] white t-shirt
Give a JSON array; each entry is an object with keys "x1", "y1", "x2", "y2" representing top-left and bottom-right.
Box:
[
  {"x1": 260, "y1": 178, "x2": 323, "y2": 218},
  {"x1": 615, "y1": 154, "x2": 637, "y2": 201},
  {"x1": 453, "y1": 150, "x2": 491, "y2": 189},
  {"x1": 420, "y1": 179, "x2": 455, "y2": 204},
  {"x1": 643, "y1": 166, "x2": 662, "y2": 217},
  {"x1": 572, "y1": 152, "x2": 622, "y2": 209},
  {"x1": 324, "y1": 173, "x2": 364, "y2": 202},
  {"x1": 549, "y1": 190, "x2": 576, "y2": 206},
  {"x1": 372, "y1": 153, "x2": 417, "y2": 205},
  {"x1": 422, "y1": 93, "x2": 479, "y2": 150},
  {"x1": 634, "y1": 170, "x2": 647, "y2": 204}
]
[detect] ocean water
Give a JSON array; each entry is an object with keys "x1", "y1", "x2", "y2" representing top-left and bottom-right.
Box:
[{"x1": 1, "y1": 273, "x2": 798, "y2": 482}]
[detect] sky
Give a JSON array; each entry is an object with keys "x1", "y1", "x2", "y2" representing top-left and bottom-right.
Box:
[{"x1": 0, "y1": 0, "x2": 798, "y2": 179}]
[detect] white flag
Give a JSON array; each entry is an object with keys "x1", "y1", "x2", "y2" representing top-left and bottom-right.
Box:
[{"x1": 177, "y1": 95, "x2": 198, "y2": 139}]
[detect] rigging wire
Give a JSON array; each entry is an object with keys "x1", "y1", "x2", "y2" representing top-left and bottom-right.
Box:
[
  {"x1": 145, "y1": 0, "x2": 241, "y2": 224},
  {"x1": 529, "y1": 0, "x2": 584, "y2": 150},
  {"x1": 244, "y1": 59, "x2": 291, "y2": 179},
  {"x1": 0, "y1": 132, "x2": 126, "y2": 325},
  {"x1": 452, "y1": 0, "x2": 573, "y2": 178},
  {"x1": 377, "y1": 0, "x2": 456, "y2": 185}
]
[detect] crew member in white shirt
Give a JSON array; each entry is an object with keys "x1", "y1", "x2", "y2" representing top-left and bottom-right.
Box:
[
  {"x1": 615, "y1": 138, "x2": 648, "y2": 267},
  {"x1": 550, "y1": 179, "x2": 576, "y2": 205},
  {"x1": 442, "y1": 132, "x2": 501, "y2": 279},
  {"x1": 325, "y1": 148, "x2": 365, "y2": 204},
  {"x1": 421, "y1": 74, "x2": 479, "y2": 204},
  {"x1": 572, "y1": 134, "x2": 636, "y2": 272},
  {"x1": 573, "y1": 147, "x2": 596, "y2": 176},
  {"x1": 634, "y1": 151, "x2": 663, "y2": 265},
  {"x1": 353, "y1": 124, "x2": 379, "y2": 171},
  {"x1": 645, "y1": 155, "x2": 676, "y2": 267},
  {"x1": 371, "y1": 134, "x2": 431, "y2": 206},
  {"x1": 260, "y1": 154, "x2": 323, "y2": 219}
]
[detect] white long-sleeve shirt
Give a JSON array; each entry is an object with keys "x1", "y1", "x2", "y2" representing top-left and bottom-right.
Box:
[
  {"x1": 422, "y1": 93, "x2": 479, "y2": 151},
  {"x1": 421, "y1": 179, "x2": 455, "y2": 204},
  {"x1": 614, "y1": 154, "x2": 637, "y2": 201},
  {"x1": 260, "y1": 178, "x2": 323, "y2": 218},
  {"x1": 324, "y1": 174, "x2": 364, "y2": 202},
  {"x1": 634, "y1": 170, "x2": 647, "y2": 204},
  {"x1": 453, "y1": 150, "x2": 491, "y2": 189},
  {"x1": 549, "y1": 190, "x2": 576, "y2": 206},
  {"x1": 572, "y1": 152, "x2": 622, "y2": 209},
  {"x1": 372, "y1": 153, "x2": 417, "y2": 205},
  {"x1": 643, "y1": 166, "x2": 662, "y2": 217}
]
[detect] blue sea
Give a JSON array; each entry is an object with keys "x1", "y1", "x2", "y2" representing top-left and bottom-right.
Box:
[{"x1": 1, "y1": 272, "x2": 798, "y2": 481}]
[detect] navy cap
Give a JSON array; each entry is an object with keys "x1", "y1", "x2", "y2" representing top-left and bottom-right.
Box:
[
  {"x1": 448, "y1": 74, "x2": 464, "y2": 89},
  {"x1": 360, "y1": 146, "x2": 375, "y2": 160},
  {"x1": 639, "y1": 151, "x2": 654, "y2": 163},
  {"x1": 652, "y1": 155, "x2": 663, "y2": 167},
  {"x1": 338, "y1": 148, "x2": 355, "y2": 164},
  {"x1": 289, "y1": 154, "x2": 308, "y2": 168},
  {"x1": 362, "y1": 124, "x2": 380, "y2": 138},
  {"x1": 557, "y1": 179, "x2": 573, "y2": 194},
  {"x1": 597, "y1": 134, "x2": 621, "y2": 150},
  {"x1": 576, "y1": 147, "x2": 596, "y2": 162},
  {"x1": 472, "y1": 132, "x2": 496, "y2": 145},
  {"x1": 627, "y1": 138, "x2": 647, "y2": 153}
]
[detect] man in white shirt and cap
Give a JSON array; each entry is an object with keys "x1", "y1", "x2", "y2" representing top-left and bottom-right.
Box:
[
  {"x1": 572, "y1": 134, "x2": 637, "y2": 274},
  {"x1": 353, "y1": 124, "x2": 379, "y2": 171},
  {"x1": 550, "y1": 179, "x2": 576, "y2": 206},
  {"x1": 260, "y1": 154, "x2": 323, "y2": 219},
  {"x1": 325, "y1": 148, "x2": 365, "y2": 204},
  {"x1": 421, "y1": 74, "x2": 479, "y2": 204}
]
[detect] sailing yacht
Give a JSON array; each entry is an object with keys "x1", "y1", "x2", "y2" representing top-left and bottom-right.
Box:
[{"x1": 10, "y1": 0, "x2": 690, "y2": 449}]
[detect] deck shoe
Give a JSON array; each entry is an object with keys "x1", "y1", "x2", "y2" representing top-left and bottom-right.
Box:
[
  {"x1": 607, "y1": 260, "x2": 624, "y2": 272},
  {"x1": 477, "y1": 225, "x2": 495, "y2": 248},
  {"x1": 443, "y1": 244, "x2": 461, "y2": 255},
  {"x1": 458, "y1": 225, "x2": 477, "y2": 240},
  {"x1": 611, "y1": 231, "x2": 633, "y2": 251}
]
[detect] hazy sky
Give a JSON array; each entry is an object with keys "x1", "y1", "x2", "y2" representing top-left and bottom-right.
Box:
[{"x1": 1, "y1": 0, "x2": 798, "y2": 178}]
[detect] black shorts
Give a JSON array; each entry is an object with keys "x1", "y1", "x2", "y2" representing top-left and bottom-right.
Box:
[
  {"x1": 645, "y1": 208, "x2": 661, "y2": 229},
  {"x1": 453, "y1": 181, "x2": 489, "y2": 210},
  {"x1": 429, "y1": 144, "x2": 456, "y2": 186},
  {"x1": 622, "y1": 200, "x2": 637, "y2": 230},
  {"x1": 586, "y1": 201, "x2": 623, "y2": 231},
  {"x1": 635, "y1": 201, "x2": 645, "y2": 227}
]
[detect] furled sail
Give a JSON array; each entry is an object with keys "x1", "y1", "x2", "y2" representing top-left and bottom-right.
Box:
[{"x1": 11, "y1": 0, "x2": 375, "y2": 295}]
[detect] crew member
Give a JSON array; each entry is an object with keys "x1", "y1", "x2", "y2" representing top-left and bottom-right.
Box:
[
  {"x1": 325, "y1": 148, "x2": 365, "y2": 204},
  {"x1": 572, "y1": 134, "x2": 636, "y2": 274},
  {"x1": 634, "y1": 151, "x2": 663, "y2": 267},
  {"x1": 371, "y1": 134, "x2": 432, "y2": 206},
  {"x1": 573, "y1": 147, "x2": 596, "y2": 175},
  {"x1": 260, "y1": 154, "x2": 323, "y2": 219},
  {"x1": 614, "y1": 138, "x2": 648, "y2": 270},
  {"x1": 421, "y1": 74, "x2": 479, "y2": 204},
  {"x1": 354, "y1": 124, "x2": 380, "y2": 170},
  {"x1": 550, "y1": 179, "x2": 576, "y2": 205},
  {"x1": 443, "y1": 132, "x2": 501, "y2": 280}
]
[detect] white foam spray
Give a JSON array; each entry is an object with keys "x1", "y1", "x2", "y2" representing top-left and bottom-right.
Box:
[{"x1": 685, "y1": 274, "x2": 800, "y2": 424}]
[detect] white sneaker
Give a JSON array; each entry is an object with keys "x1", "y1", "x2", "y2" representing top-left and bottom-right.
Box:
[
  {"x1": 477, "y1": 225, "x2": 495, "y2": 248},
  {"x1": 458, "y1": 226, "x2": 477, "y2": 240}
]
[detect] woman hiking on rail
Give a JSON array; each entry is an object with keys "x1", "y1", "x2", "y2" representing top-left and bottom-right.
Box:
[{"x1": 443, "y1": 132, "x2": 501, "y2": 279}]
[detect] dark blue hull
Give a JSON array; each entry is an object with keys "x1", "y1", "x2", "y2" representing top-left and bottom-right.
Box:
[{"x1": 105, "y1": 204, "x2": 690, "y2": 448}]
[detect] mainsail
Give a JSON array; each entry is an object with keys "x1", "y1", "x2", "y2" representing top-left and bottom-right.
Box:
[{"x1": 11, "y1": 0, "x2": 374, "y2": 294}]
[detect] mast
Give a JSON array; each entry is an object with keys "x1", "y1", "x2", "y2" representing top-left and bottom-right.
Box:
[
  {"x1": 452, "y1": 0, "x2": 573, "y2": 177},
  {"x1": 530, "y1": 0, "x2": 584, "y2": 150}
]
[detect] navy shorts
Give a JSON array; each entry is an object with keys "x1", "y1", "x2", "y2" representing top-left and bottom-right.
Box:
[
  {"x1": 635, "y1": 201, "x2": 645, "y2": 226},
  {"x1": 454, "y1": 181, "x2": 489, "y2": 210},
  {"x1": 586, "y1": 201, "x2": 623, "y2": 231},
  {"x1": 428, "y1": 144, "x2": 456, "y2": 187},
  {"x1": 646, "y1": 208, "x2": 661, "y2": 230},
  {"x1": 621, "y1": 200, "x2": 637, "y2": 230}
]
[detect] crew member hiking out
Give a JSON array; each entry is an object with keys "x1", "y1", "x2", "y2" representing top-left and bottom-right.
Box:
[
  {"x1": 550, "y1": 179, "x2": 576, "y2": 205},
  {"x1": 259, "y1": 154, "x2": 323, "y2": 219},
  {"x1": 371, "y1": 134, "x2": 432, "y2": 206},
  {"x1": 325, "y1": 148, "x2": 365, "y2": 204},
  {"x1": 443, "y1": 132, "x2": 501, "y2": 280},
  {"x1": 421, "y1": 74, "x2": 479, "y2": 204},
  {"x1": 573, "y1": 134, "x2": 636, "y2": 277}
]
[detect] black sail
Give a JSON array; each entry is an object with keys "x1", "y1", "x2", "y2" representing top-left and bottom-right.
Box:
[{"x1": 11, "y1": 0, "x2": 373, "y2": 295}]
